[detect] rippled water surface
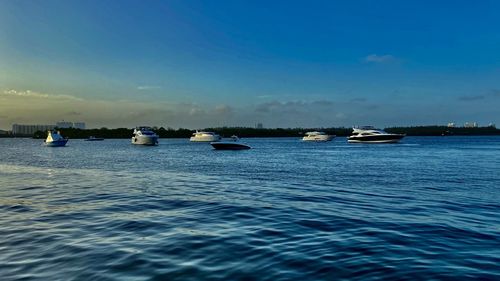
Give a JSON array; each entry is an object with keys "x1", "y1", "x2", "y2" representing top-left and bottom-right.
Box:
[{"x1": 1, "y1": 137, "x2": 499, "y2": 280}]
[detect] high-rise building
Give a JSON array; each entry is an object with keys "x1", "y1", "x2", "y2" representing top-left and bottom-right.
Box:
[
  {"x1": 56, "y1": 121, "x2": 73, "y2": 128},
  {"x1": 256, "y1": 122, "x2": 263, "y2": 129},
  {"x1": 12, "y1": 124, "x2": 55, "y2": 135},
  {"x1": 55, "y1": 121, "x2": 86, "y2": 129},
  {"x1": 12, "y1": 120, "x2": 86, "y2": 135},
  {"x1": 73, "y1": 122, "x2": 86, "y2": 129}
]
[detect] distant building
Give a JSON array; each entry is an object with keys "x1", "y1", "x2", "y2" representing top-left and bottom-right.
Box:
[
  {"x1": 488, "y1": 123, "x2": 496, "y2": 128},
  {"x1": 73, "y1": 122, "x2": 86, "y2": 129},
  {"x1": 56, "y1": 121, "x2": 73, "y2": 128},
  {"x1": 12, "y1": 124, "x2": 55, "y2": 135},
  {"x1": 56, "y1": 121, "x2": 86, "y2": 129},
  {"x1": 256, "y1": 122, "x2": 263, "y2": 129},
  {"x1": 12, "y1": 120, "x2": 86, "y2": 135},
  {"x1": 447, "y1": 122, "x2": 455, "y2": 128},
  {"x1": 0, "y1": 129, "x2": 9, "y2": 135},
  {"x1": 464, "y1": 122, "x2": 478, "y2": 128}
]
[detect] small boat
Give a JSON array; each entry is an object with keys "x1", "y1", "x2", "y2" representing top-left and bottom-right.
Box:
[
  {"x1": 131, "y1": 126, "x2": 159, "y2": 146},
  {"x1": 347, "y1": 126, "x2": 405, "y2": 143},
  {"x1": 84, "y1": 136, "x2": 104, "y2": 141},
  {"x1": 190, "y1": 131, "x2": 221, "y2": 142},
  {"x1": 211, "y1": 135, "x2": 251, "y2": 150},
  {"x1": 302, "y1": 131, "x2": 335, "y2": 142},
  {"x1": 44, "y1": 130, "x2": 68, "y2": 147}
]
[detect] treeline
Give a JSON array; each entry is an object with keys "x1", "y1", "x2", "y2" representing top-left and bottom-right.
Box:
[
  {"x1": 29, "y1": 125, "x2": 500, "y2": 139},
  {"x1": 385, "y1": 126, "x2": 500, "y2": 136},
  {"x1": 32, "y1": 127, "x2": 352, "y2": 139}
]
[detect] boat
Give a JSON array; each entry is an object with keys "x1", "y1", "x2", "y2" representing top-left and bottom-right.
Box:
[
  {"x1": 302, "y1": 131, "x2": 335, "y2": 142},
  {"x1": 44, "y1": 130, "x2": 68, "y2": 147},
  {"x1": 190, "y1": 131, "x2": 221, "y2": 142},
  {"x1": 131, "y1": 126, "x2": 159, "y2": 146},
  {"x1": 84, "y1": 136, "x2": 104, "y2": 141},
  {"x1": 211, "y1": 135, "x2": 251, "y2": 150},
  {"x1": 347, "y1": 126, "x2": 405, "y2": 143}
]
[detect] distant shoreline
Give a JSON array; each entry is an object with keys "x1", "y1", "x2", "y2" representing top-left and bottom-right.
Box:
[{"x1": 2, "y1": 126, "x2": 498, "y2": 139}]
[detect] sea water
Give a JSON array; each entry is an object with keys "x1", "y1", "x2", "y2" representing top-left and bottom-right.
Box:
[{"x1": 0, "y1": 137, "x2": 499, "y2": 280}]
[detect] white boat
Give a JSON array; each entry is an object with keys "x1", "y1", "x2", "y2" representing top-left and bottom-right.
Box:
[
  {"x1": 302, "y1": 131, "x2": 335, "y2": 142},
  {"x1": 131, "y1": 127, "x2": 159, "y2": 146},
  {"x1": 84, "y1": 136, "x2": 104, "y2": 141},
  {"x1": 211, "y1": 135, "x2": 251, "y2": 150},
  {"x1": 347, "y1": 126, "x2": 405, "y2": 143},
  {"x1": 190, "y1": 131, "x2": 221, "y2": 142},
  {"x1": 44, "y1": 130, "x2": 68, "y2": 147}
]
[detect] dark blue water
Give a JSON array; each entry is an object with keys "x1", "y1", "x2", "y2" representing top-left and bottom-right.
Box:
[{"x1": 1, "y1": 137, "x2": 499, "y2": 280}]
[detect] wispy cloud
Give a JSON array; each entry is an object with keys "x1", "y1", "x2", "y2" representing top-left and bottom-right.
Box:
[
  {"x1": 458, "y1": 90, "x2": 500, "y2": 102},
  {"x1": 254, "y1": 100, "x2": 336, "y2": 115},
  {"x1": 257, "y1": 95, "x2": 273, "y2": 99},
  {"x1": 137, "y1": 85, "x2": 161, "y2": 91},
  {"x1": 66, "y1": 111, "x2": 82, "y2": 116},
  {"x1": 364, "y1": 54, "x2": 396, "y2": 63},
  {"x1": 1, "y1": 89, "x2": 83, "y2": 101},
  {"x1": 491, "y1": 89, "x2": 500, "y2": 97},
  {"x1": 349, "y1": 97, "x2": 367, "y2": 103},
  {"x1": 458, "y1": 95, "x2": 485, "y2": 101}
]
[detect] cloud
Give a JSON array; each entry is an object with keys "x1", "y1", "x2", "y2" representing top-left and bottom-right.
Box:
[
  {"x1": 1, "y1": 89, "x2": 83, "y2": 101},
  {"x1": 458, "y1": 90, "x2": 500, "y2": 102},
  {"x1": 253, "y1": 100, "x2": 344, "y2": 127},
  {"x1": 335, "y1": 112, "x2": 347, "y2": 119},
  {"x1": 458, "y1": 95, "x2": 485, "y2": 101},
  {"x1": 490, "y1": 89, "x2": 500, "y2": 97},
  {"x1": 255, "y1": 100, "x2": 335, "y2": 114},
  {"x1": 255, "y1": 101, "x2": 281, "y2": 113},
  {"x1": 349, "y1": 97, "x2": 367, "y2": 103},
  {"x1": 364, "y1": 54, "x2": 396, "y2": 63},
  {"x1": 67, "y1": 111, "x2": 82, "y2": 116},
  {"x1": 257, "y1": 95, "x2": 273, "y2": 99},
  {"x1": 214, "y1": 104, "x2": 233, "y2": 115},
  {"x1": 137, "y1": 85, "x2": 161, "y2": 91},
  {"x1": 311, "y1": 100, "x2": 334, "y2": 106}
]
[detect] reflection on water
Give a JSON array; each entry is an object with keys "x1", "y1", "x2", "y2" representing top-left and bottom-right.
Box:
[{"x1": 1, "y1": 137, "x2": 499, "y2": 280}]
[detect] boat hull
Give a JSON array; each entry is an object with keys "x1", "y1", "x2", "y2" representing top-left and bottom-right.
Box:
[
  {"x1": 190, "y1": 136, "x2": 221, "y2": 142},
  {"x1": 347, "y1": 134, "x2": 405, "y2": 143},
  {"x1": 132, "y1": 135, "x2": 158, "y2": 146},
  {"x1": 44, "y1": 139, "x2": 68, "y2": 147},
  {"x1": 302, "y1": 135, "x2": 335, "y2": 142},
  {"x1": 211, "y1": 142, "x2": 251, "y2": 150},
  {"x1": 85, "y1": 138, "x2": 104, "y2": 141}
]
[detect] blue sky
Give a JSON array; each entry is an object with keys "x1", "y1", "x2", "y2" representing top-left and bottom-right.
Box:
[{"x1": 1, "y1": 0, "x2": 499, "y2": 129}]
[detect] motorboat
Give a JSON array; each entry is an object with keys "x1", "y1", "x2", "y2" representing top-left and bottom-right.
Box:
[
  {"x1": 84, "y1": 136, "x2": 104, "y2": 141},
  {"x1": 347, "y1": 126, "x2": 405, "y2": 143},
  {"x1": 44, "y1": 130, "x2": 68, "y2": 147},
  {"x1": 190, "y1": 131, "x2": 221, "y2": 142},
  {"x1": 302, "y1": 131, "x2": 335, "y2": 142},
  {"x1": 211, "y1": 135, "x2": 251, "y2": 150},
  {"x1": 131, "y1": 126, "x2": 159, "y2": 146}
]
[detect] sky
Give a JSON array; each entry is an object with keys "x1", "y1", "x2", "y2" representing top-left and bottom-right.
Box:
[{"x1": 1, "y1": 0, "x2": 499, "y2": 129}]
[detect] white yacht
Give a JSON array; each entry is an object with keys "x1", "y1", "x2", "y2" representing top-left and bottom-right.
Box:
[
  {"x1": 190, "y1": 131, "x2": 221, "y2": 142},
  {"x1": 131, "y1": 127, "x2": 159, "y2": 146},
  {"x1": 302, "y1": 131, "x2": 335, "y2": 142},
  {"x1": 211, "y1": 135, "x2": 251, "y2": 150},
  {"x1": 44, "y1": 130, "x2": 68, "y2": 147},
  {"x1": 347, "y1": 126, "x2": 405, "y2": 143}
]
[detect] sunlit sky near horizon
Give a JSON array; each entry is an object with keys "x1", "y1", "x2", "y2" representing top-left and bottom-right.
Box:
[{"x1": 1, "y1": 0, "x2": 499, "y2": 129}]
